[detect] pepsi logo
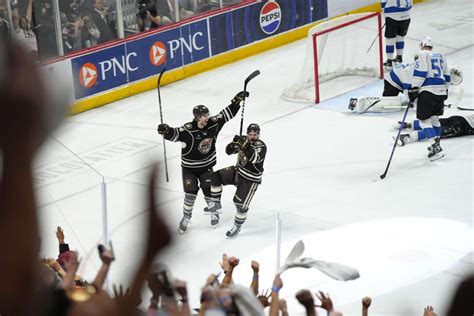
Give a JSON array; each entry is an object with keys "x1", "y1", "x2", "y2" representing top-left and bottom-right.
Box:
[
  {"x1": 149, "y1": 42, "x2": 167, "y2": 66},
  {"x1": 79, "y1": 63, "x2": 97, "y2": 89},
  {"x1": 260, "y1": 1, "x2": 281, "y2": 35}
]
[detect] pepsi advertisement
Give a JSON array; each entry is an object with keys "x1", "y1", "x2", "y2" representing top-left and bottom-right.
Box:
[
  {"x1": 71, "y1": 0, "x2": 328, "y2": 100},
  {"x1": 210, "y1": 0, "x2": 328, "y2": 54}
]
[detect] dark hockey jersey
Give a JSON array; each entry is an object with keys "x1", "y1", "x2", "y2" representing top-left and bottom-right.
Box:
[
  {"x1": 226, "y1": 137, "x2": 266, "y2": 183},
  {"x1": 163, "y1": 102, "x2": 240, "y2": 170},
  {"x1": 440, "y1": 114, "x2": 474, "y2": 138}
]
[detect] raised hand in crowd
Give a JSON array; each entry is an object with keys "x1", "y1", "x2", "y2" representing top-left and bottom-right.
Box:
[
  {"x1": 315, "y1": 291, "x2": 334, "y2": 313},
  {"x1": 423, "y1": 305, "x2": 437, "y2": 316},
  {"x1": 0, "y1": 42, "x2": 46, "y2": 315},
  {"x1": 56, "y1": 226, "x2": 65, "y2": 244},
  {"x1": 362, "y1": 296, "x2": 372, "y2": 316},
  {"x1": 296, "y1": 289, "x2": 317, "y2": 316},
  {"x1": 257, "y1": 289, "x2": 271, "y2": 308},
  {"x1": 279, "y1": 298, "x2": 289, "y2": 316},
  {"x1": 250, "y1": 260, "x2": 260, "y2": 295},
  {"x1": 222, "y1": 256, "x2": 239, "y2": 287},
  {"x1": 269, "y1": 274, "x2": 283, "y2": 316}
]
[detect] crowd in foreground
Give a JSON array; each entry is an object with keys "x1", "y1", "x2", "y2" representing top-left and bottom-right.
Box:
[{"x1": 0, "y1": 41, "x2": 472, "y2": 316}]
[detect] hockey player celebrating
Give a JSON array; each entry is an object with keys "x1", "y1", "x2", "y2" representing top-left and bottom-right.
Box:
[
  {"x1": 381, "y1": 0, "x2": 412, "y2": 68},
  {"x1": 409, "y1": 36, "x2": 450, "y2": 160},
  {"x1": 157, "y1": 91, "x2": 249, "y2": 234},
  {"x1": 207, "y1": 123, "x2": 267, "y2": 238},
  {"x1": 396, "y1": 114, "x2": 473, "y2": 145}
]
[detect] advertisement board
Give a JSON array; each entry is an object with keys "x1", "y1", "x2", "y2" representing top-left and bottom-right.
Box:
[{"x1": 71, "y1": 0, "x2": 329, "y2": 101}]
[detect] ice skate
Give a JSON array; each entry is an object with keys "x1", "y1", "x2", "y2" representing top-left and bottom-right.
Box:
[
  {"x1": 383, "y1": 59, "x2": 393, "y2": 69},
  {"x1": 178, "y1": 216, "x2": 191, "y2": 234},
  {"x1": 210, "y1": 212, "x2": 220, "y2": 229},
  {"x1": 204, "y1": 201, "x2": 222, "y2": 215},
  {"x1": 394, "y1": 55, "x2": 403, "y2": 63},
  {"x1": 428, "y1": 138, "x2": 444, "y2": 161},
  {"x1": 225, "y1": 225, "x2": 241, "y2": 238}
]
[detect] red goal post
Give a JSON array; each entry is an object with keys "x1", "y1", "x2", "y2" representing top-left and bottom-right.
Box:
[{"x1": 282, "y1": 12, "x2": 384, "y2": 104}]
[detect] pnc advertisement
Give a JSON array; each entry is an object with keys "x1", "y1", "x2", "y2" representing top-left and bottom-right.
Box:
[{"x1": 71, "y1": 0, "x2": 328, "y2": 100}]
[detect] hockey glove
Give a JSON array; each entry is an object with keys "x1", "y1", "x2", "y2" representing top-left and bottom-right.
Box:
[
  {"x1": 408, "y1": 88, "x2": 419, "y2": 102},
  {"x1": 233, "y1": 135, "x2": 249, "y2": 150},
  {"x1": 157, "y1": 123, "x2": 169, "y2": 135},
  {"x1": 231, "y1": 91, "x2": 250, "y2": 105}
]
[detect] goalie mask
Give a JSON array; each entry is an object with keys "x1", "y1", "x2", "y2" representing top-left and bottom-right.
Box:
[{"x1": 450, "y1": 68, "x2": 463, "y2": 85}]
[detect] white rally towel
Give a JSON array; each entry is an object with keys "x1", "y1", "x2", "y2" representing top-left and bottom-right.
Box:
[{"x1": 278, "y1": 240, "x2": 360, "y2": 281}]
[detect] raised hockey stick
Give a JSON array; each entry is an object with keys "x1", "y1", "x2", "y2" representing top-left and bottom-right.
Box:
[
  {"x1": 239, "y1": 70, "x2": 261, "y2": 136},
  {"x1": 367, "y1": 22, "x2": 385, "y2": 53},
  {"x1": 157, "y1": 68, "x2": 169, "y2": 182},
  {"x1": 380, "y1": 101, "x2": 410, "y2": 179}
]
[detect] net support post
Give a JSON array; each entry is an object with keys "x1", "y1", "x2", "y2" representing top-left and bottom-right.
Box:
[
  {"x1": 275, "y1": 212, "x2": 282, "y2": 274},
  {"x1": 101, "y1": 180, "x2": 109, "y2": 245},
  {"x1": 377, "y1": 12, "x2": 384, "y2": 79}
]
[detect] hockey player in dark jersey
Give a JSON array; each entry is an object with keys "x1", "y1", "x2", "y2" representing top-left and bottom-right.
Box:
[
  {"x1": 157, "y1": 91, "x2": 248, "y2": 234},
  {"x1": 207, "y1": 123, "x2": 267, "y2": 238},
  {"x1": 396, "y1": 114, "x2": 474, "y2": 146}
]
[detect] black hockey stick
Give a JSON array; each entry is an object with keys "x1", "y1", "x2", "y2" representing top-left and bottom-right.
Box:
[
  {"x1": 457, "y1": 106, "x2": 474, "y2": 111},
  {"x1": 239, "y1": 70, "x2": 261, "y2": 136},
  {"x1": 367, "y1": 23, "x2": 385, "y2": 53},
  {"x1": 157, "y1": 68, "x2": 169, "y2": 182},
  {"x1": 380, "y1": 101, "x2": 410, "y2": 179}
]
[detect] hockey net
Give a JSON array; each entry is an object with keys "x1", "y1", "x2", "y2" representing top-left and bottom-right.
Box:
[{"x1": 282, "y1": 12, "x2": 383, "y2": 103}]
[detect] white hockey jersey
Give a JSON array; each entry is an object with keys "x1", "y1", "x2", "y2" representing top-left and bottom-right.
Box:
[
  {"x1": 412, "y1": 50, "x2": 450, "y2": 96},
  {"x1": 385, "y1": 62, "x2": 415, "y2": 91},
  {"x1": 381, "y1": 0, "x2": 412, "y2": 21}
]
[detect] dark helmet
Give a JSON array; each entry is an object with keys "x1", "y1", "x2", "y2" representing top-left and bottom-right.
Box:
[
  {"x1": 193, "y1": 105, "x2": 209, "y2": 119},
  {"x1": 247, "y1": 123, "x2": 260, "y2": 134}
]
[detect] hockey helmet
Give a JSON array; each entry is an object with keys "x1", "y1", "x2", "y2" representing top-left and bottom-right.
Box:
[
  {"x1": 247, "y1": 123, "x2": 260, "y2": 134},
  {"x1": 193, "y1": 105, "x2": 209, "y2": 118},
  {"x1": 420, "y1": 36, "x2": 433, "y2": 49},
  {"x1": 450, "y1": 68, "x2": 463, "y2": 85}
]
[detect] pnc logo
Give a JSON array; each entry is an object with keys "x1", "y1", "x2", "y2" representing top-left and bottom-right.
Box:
[
  {"x1": 260, "y1": 1, "x2": 281, "y2": 35},
  {"x1": 149, "y1": 42, "x2": 167, "y2": 66},
  {"x1": 79, "y1": 63, "x2": 98, "y2": 89}
]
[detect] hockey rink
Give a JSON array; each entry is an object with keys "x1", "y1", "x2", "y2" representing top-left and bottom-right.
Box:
[{"x1": 36, "y1": 0, "x2": 472, "y2": 315}]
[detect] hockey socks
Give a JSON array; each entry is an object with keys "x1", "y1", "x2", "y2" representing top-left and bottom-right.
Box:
[
  {"x1": 183, "y1": 193, "x2": 196, "y2": 218},
  {"x1": 385, "y1": 37, "x2": 396, "y2": 61},
  {"x1": 396, "y1": 35, "x2": 405, "y2": 58}
]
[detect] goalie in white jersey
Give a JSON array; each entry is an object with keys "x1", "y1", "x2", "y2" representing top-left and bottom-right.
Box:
[
  {"x1": 383, "y1": 62, "x2": 415, "y2": 96},
  {"x1": 349, "y1": 62, "x2": 415, "y2": 113},
  {"x1": 409, "y1": 36, "x2": 450, "y2": 160}
]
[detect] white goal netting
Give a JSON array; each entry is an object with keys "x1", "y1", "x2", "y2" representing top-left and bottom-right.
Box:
[{"x1": 282, "y1": 12, "x2": 383, "y2": 103}]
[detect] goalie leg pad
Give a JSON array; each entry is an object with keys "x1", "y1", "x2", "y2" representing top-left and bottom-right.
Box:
[{"x1": 349, "y1": 96, "x2": 403, "y2": 113}]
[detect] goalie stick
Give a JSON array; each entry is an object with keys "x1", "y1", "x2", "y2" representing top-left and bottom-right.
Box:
[
  {"x1": 239, "y1": 70, "x2": 261, "y2": 136},
  {"x1": 157, "y1": 68, "x2": 169, "y2": 182}
]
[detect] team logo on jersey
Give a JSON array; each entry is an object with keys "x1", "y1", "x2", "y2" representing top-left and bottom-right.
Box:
[
  {"x1": 79, "y1": 63, "x2": 98, "y2": 89},
  {"x1": 260, "y1": 2, "x2": 281, "y2": 35},
  {"x1": 198, "y1": 138, "x2": 213, "y2": 154},
  {"x1": 238, "y1": 151, "x2": 248, "y2": 167},
  {"x1": 149, "y1": 42, "x2": 167, "y2": 66}
]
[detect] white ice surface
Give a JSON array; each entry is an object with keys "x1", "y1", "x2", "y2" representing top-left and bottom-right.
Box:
[{"x1": 36, "y1": 0, "x2": 473, "y2": 315}]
